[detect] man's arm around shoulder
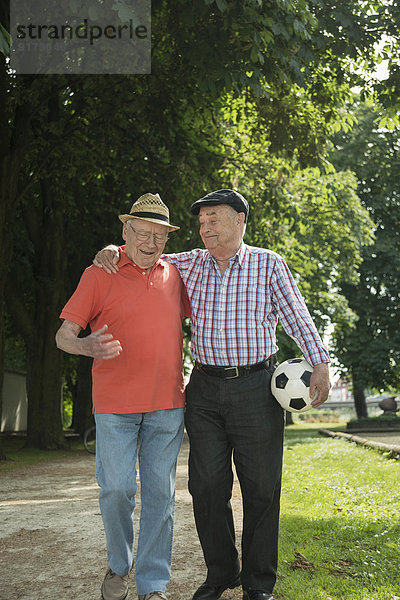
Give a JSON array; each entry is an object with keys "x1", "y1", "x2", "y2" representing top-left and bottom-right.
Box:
[{"x1": 93, "y1": 245, "x2": 120, "y2": 274}]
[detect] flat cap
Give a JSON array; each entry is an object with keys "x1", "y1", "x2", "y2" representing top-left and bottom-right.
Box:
[{"x1": 191, "y1": 189, "x2": 249, "y2": 222}]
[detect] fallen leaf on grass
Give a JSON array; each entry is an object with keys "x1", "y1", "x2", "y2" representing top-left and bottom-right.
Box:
[
  {"x1": 338, "y1": 559, "x2": 352, "y2": 567},
  {"x1": 325, "y1": 558, "x2": 353, "y2": 577},
  {"x1": 286, "y1": 551, "x2": 316, "y2": 571}
]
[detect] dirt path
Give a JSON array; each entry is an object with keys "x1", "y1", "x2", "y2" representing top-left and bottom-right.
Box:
[{"x1": 0, "y1": 435, "x2": 244, "y2": 600}]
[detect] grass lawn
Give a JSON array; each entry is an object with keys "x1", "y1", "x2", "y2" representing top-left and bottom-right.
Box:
[{"x1": 277, "y1": 422, "x2": 400, "y2": 600}]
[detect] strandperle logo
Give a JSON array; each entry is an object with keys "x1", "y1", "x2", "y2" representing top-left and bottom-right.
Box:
[
  {"x1": 10, "y1": 0, "x2": 151, "y2": 74},
  {"x1": 16, "y1": 18, "x2": 148, "y2": 46}
]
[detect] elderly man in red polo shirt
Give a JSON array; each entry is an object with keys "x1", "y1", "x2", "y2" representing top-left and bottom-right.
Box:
[{"x1": 56, "y1": 193, "x2": 190, "y2": 600}]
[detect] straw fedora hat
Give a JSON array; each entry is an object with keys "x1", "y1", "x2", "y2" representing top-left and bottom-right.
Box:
[{"x1": 119, "y1": 193, "x2": 180, "y2": 231}]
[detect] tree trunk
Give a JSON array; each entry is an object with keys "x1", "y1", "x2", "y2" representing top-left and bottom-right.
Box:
[
  {"x1": 0, "y1": 311, "x2": 5, "y2": 460},
  {"x1": 27, "y1": 176, "x2": 66, "y2": 448},
  {"x1": 353, "y1": 382, "x2": 368, "y2": 419},
  {"x1": 71, "y1": 355, "x2": 93, "y2": 437},
  {"x1": 285, "y1": 410, "x2": 294, "y2": 426},
  {"x1": 6, "y1": 260, "x2": 67, "y2": 449},
  {"x1": 25, "y1": 334, "x2": 65, "y2": 449},
  {"x1": 0, "y1": 56, "x2": 34, "y2": 458},
  {"x1": 6, "y1": 174, "x2": 67, "y2": 449}
]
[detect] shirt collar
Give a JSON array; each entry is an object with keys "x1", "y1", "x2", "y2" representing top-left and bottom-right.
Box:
[
  {"x1": 236, "y1": 242, "x2": 247, "y2": 267},
  {"x1": 207, "y1": 241, "x2": 246, "y2": 269},
  {"x1": 118, "y1": 246, "x2": 132, "y2": 268}
]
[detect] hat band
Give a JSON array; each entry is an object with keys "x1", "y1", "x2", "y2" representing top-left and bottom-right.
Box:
[{"x1": 130, "y1": 211, "x2": 169, "y2": 223}]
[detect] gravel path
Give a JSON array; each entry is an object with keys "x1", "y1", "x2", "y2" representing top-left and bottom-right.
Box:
[{"x1": 0, "y1": 435, "x2": 243, "y2": 600}]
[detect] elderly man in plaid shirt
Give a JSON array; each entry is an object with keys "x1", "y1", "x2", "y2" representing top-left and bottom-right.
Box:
[{"x1": 95, "y1": 189, "x2": 331, "y2": 600}]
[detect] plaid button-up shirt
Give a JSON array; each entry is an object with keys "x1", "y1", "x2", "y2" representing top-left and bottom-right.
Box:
[{"x1": 165, "y1": 243, "x2": 330, "y2": 367}]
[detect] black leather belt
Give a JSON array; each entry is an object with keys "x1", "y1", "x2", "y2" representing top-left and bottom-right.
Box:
[{"x1": 195, "y1": 355, "x2": 277, "y2": 380}]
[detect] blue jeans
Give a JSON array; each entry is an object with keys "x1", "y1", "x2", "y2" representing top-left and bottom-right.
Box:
[
  {"x1": 185, "y1": 365, "x2": 284, "y2": 593},
  {"x1": 95, "y1": 409, "x2": 184, "y2": 595}
]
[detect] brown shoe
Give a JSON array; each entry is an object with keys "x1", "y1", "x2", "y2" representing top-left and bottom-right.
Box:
[{"x1": 101, "y1": 568, "x2": 129, "y2": 600}]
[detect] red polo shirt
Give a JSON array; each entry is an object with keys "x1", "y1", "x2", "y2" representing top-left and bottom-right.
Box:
[{"x1": 60, "y1": 248, "x2": 190, "y2": 414}]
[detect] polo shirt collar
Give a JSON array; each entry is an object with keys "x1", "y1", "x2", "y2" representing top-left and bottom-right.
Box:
[
  {"x1": 118, "y1": 246, "x2": 164, "y2": 272},
  {"x1": 118, "y1": 247, "x2": 132, "y2": 268}
]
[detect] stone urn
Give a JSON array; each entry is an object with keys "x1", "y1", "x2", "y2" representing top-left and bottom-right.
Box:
[{"x1": 378, "y1": 396, "x2": 398, "y2": 415}]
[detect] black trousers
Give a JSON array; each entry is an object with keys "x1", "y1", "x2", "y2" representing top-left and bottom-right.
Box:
[{"x1": 185, "y1": 364, "x2": 284, "y2": 594}]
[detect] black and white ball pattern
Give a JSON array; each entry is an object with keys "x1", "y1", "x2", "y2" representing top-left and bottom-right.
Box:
[{"x1": 271, "y1": 358, "x2": 316, "y2": 413}]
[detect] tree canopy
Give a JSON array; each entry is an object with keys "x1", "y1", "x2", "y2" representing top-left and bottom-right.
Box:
[
  {"x1": 1, "y1": 0, "x2": 400, "y2": 448},
  {"x1": 330, "y1": 101, "x2": 400, "y2": 415}
]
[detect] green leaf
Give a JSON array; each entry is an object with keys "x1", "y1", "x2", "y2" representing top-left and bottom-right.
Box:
[
  {"x1": 385, "y1": 542, "x2": 398, "y2": 550},
  {"x1": 215, "y1": 0, "x2": 228, "y2": 13},
  {"x1": 378, "y1": 116, "x2": 388, "y2": 128},
  {"x1": 250, "y1": 47, "x2": 259, "y2": 63},
  {"x1": 0, "y1": 23, "x2": 11, "y2": 57}
]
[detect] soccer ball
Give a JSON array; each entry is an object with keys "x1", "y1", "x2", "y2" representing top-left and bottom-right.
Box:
[{"x1": 271, "y1": 358, "x2": 316, "y2": 413}]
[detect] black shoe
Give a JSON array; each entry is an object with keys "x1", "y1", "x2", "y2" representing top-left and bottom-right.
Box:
[
  {"x1": 193, "y1": 578, "x2": 241, "y2": 600},
  {"x1": 243, "y1": 590, "x2": 274, "y2": 600}
]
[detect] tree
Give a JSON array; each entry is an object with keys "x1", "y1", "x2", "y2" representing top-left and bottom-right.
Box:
[
  {"x1": 0, "y1": 72, "x2": 37, "y2": 455},
  {"x1": 3, "y1": 72, "x2": 224, "y2": 448},
  {"x1": 1, "y1": 0, "x2": 400, "y2": 449},
  {"x1": 217, "y1": 96, "x2": 374, "y2": 331},
  {"x1": 330, "y1": 102, "x2": 400, "y2": 417},
  {"x1": 3, "y1": 76, "x2": 117, "y2": 447}
]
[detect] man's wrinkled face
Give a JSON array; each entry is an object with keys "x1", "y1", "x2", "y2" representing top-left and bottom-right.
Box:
[
  {"x1": 198, "y1": 204, "x2": 245, "y2": 257},
  {"x1": 123, "y1": 218, "x2": 169, "y2": 270}
]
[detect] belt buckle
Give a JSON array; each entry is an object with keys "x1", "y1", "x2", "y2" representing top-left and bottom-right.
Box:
[{"x1": 225, "y1": 366, "x2": 240, "y2": 379}]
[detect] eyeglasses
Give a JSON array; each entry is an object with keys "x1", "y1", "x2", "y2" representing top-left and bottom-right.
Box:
[{"x1": 128, "y1": 221, "x2": 169, "y2": 244}]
